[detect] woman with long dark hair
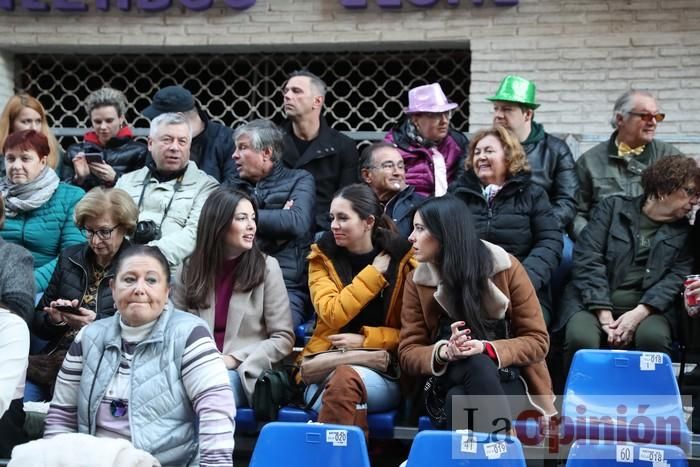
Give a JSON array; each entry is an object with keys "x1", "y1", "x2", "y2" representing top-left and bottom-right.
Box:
[
  {"x1": 298, "y1": 183, "x2": 415, "y2": 438},
  {"x1": 172, "y1": 187, "x2": 294, "y2": 407},
  {"x1": 399, "y1": 196, "x2": 555, "y2": 431}
]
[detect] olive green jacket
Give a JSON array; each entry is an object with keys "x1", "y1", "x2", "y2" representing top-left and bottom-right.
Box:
[
  {"x1": 555, "y1": 195, "x2": 693, "y2": 333},
  {"x1": 573, "y1": 132, "x2": 681, "y2": 239}
]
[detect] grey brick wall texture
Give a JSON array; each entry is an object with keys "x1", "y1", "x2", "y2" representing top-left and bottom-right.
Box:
[{"x1": 0, "y1": 0, "x2": 698, "y2": 154}]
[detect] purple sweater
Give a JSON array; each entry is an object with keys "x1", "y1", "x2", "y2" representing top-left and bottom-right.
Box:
[{"x1": 385, "y1": 124, "x2": 467, "y2": 197}]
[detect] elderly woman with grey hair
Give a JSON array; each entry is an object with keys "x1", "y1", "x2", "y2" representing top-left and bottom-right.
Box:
[
  {"x1": 229, "y1": 119, "x2": 316, "y2": 327},
  {"x1": 63, "y1": 87, "x2": 148, "y2": 190}
]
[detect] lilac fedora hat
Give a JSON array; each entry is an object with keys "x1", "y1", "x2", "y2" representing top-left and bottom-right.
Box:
[{"x1": 404, "y1": 83, "x2": 458, "y2": 114}]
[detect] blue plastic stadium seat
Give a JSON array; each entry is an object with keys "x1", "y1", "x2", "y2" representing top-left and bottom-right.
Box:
[
  {"x1": 235, "y1": 407, "x2": 258, "y2": 433},
  {"x1": 417, "y1": 416, "x2": 543, "y2": 444},
  {"x1": 406, "y1": 430, "x2": 527, "y2": 466},
  {"x1": 562, "y1": 349, "x2": 690, "y2": 449},
  {"x1": 249, "y1": 421, "x2": 371, "y2": 467},
  {"x1": 277, "y1": 406, "x2": 397, "y2": 438},
  {"x1": 565, "y1": 440, "x2": 688, "y2": 466},
  {"x1": 294, "y1": 319, "x2": 315, "y2": 347}
]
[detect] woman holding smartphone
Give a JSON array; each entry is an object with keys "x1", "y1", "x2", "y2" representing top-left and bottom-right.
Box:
[
  {"x1": 63, "y1": 87, "x2": 147, "y2": 190},
  {"x1": 26, "y1": 187, "x2": 138, "y2": 402},
  {"x1": 399, "y1": 196, "x2": 556, "y2": 430}
]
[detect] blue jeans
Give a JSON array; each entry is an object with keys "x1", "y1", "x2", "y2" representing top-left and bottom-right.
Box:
[
  {"x1": 228, "y1": 370, "x2": 249, "y2": 408},
  {"x1": 303, "y1": 365, "x2": 399, "y2": 413}
]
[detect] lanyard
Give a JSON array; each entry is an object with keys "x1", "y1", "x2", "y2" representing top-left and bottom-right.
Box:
[{"x1": 137, "y1": 169, "x2": 184, "y2": 231}]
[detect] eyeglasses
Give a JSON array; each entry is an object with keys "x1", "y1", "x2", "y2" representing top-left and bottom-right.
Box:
[
  {"x1": 82, "y1": 225, "x2": 119, "y2": 240},
  {"x1": 628, "y1": 111, "x2": 666, "y2": 123},
  {"x1": 418, "y1": 111, "x2": 453, "y2": 121},
  {"x1": 371, "y1": 161, "x2": 405, "y2": 172},
  {"x1": 682, "y1": 187, "x2": 700, "y2": 199},
  {"x1": 110, "y1": 399, "x2": 128, "y2": 417}
]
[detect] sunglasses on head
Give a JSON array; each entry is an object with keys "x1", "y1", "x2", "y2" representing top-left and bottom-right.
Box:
[
  {"x1": 629, "y1": 111, "x2": 666, "y2": 123},
  {"x1": 110, "y1": 399, "x2": 128, "y2": 417}
]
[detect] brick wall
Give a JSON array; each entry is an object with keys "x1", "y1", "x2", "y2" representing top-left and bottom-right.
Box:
[{"x1": 0, "y1": 0, "x2": 698, "y2": 154}]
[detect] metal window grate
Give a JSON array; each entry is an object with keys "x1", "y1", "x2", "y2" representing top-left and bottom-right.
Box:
[{"x1": 16, "y1": 50, "x2": 470, "y2": 148}]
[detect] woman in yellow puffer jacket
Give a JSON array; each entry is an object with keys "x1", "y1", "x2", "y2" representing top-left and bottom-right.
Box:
[{"x1": 298, "y1": 184, "x2": 415, "y2": 439}]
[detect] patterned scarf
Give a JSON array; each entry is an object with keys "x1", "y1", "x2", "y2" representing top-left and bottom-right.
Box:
[
  {"x1": 482, "y1": 184, "x2": 502, "y2": 207},
  {"x1": 0, "y1": 167, "x2": 60, "y2": 217}
]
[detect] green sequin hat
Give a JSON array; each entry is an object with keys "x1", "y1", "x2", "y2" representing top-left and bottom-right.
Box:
[{"x1": 487, "y1": 75, "x2": 540, "y2": 109}]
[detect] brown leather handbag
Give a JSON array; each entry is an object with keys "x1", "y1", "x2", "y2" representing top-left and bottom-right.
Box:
[{"x1": 300, "y1": 348, "x2": 392, "y2": 385}]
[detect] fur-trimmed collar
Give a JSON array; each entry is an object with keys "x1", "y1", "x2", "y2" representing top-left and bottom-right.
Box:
[{"x1": 411, "y1": 240, "x2": 512, "y2": 320}]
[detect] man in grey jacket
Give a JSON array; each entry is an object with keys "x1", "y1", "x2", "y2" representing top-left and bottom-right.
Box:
[
  {"x1": 116, "y1": 113, "x2": 219, "y2": 269},
  {"x1": 230, "y1": 119, "x2": 316, "y2": 327}
]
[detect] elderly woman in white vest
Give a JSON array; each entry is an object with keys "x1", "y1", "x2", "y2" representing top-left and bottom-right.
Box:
[{"x1": 43, "y1": 245, "x2": 235, "y2": 466}]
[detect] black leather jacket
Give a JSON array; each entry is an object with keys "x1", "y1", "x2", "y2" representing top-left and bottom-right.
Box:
[
  {"x1": 63, "y1": 137, "x2": 148, "y2": 190},
  {"x1": 521, "y1": 128, "x2": 579, "y2": 229}
]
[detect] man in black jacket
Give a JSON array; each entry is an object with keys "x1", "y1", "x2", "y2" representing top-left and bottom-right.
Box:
[
  {"x1": 230, "y1": 119, "x2": 316, "y2": 327},
  {"x1": 359, "y1": 142, "x2": 424, "y2": 239},
  {"x1": 143, "y1": 85, "x2": 236, "y2": 184},
  {"x1": 280, "y1": 70, "x2": 359, "y2": 234},
  {"x1": 489, "y1": 75, "x2": 579, "y2": 230}
]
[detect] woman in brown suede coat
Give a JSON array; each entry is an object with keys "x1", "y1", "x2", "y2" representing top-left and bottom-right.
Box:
[{"x1": 399, "y1": 196, "x2": 556, "y2": 431}]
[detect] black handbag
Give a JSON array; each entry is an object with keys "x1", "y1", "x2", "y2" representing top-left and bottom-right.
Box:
[{"x1": 252, "y1": 367, "x2": 300, "y2": 421}]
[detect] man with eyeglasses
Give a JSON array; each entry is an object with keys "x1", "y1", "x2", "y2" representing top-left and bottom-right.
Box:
[
  {"x1": 359, "y1": 142, "x2": 425, "y2": 238},
  {"x1": 573, "y1": 89, "x2": 683, "y2": 238},
  {"x1": 385, "y1": 82, "x2": 468, "y2": 198},
  {"x1": 489, "y1": 75, "x2": 579, "y2": 230},
  {"x1": 279, "y1": 70, "x2": 359, "y2": 234}
]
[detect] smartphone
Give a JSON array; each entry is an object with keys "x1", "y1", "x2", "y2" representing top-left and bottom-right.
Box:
[
  {"x1": 54, "y1": 304, "x2": 82, "y2": 315},
  {"x1": 83, "y1": 152, "x2": 104, "y2": 164}
]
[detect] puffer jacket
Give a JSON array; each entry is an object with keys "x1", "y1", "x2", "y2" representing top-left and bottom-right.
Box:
[
  {"x1": 62, "y1": 128, "x2": 148, "y2": 191},
  {"x1": 0, "y1": 182, "x2": 85, "y2": 293},
  {"x1": 76, "y1": 304, "x2": 211, "y2": 466},
  {"x1": 574, "y1": 131, "x2": 682, "y2": 239},
  {"x1": 299, "y1": 228, "x2": 416, "y2": 363},
  {"x1": 521, "y1": 122, "x2": 578, "y2": 229},
  {"x1": 189, "y1": 110, "x2": 236, "y2": 184},
  {"x1": 385, "y1": 119, "x2": 468, "y2": 197},
  {"x1": 229, "y1": 162, "x2": 316, "y2": 290},
  {"x1": 281, "y1": 118, "x2": 359, "y2": 233},
  {"x1": 32, "y1": 240, "x2": 132, "y2": 345},
  {"x1": 449, "y1": 170, "x2": 562, "y2": 293},
  {"x1": 555, "y1": 195, "x2": 693, "y2": 333}
]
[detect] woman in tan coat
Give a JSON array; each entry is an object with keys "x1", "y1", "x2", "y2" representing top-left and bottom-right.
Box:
[
  {"x1": 173, "y1": 187, "x2": 294, "y2": 407},
  {"x1": 399, "y1": 196, "x2": 555, "y2": 431}
]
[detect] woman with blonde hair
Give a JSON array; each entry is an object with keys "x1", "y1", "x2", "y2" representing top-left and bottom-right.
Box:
[
  {"x1": 26, "y1": 187, "x2": 138, "y2": 402},
  {"x1": 449, "y1": 126, "x2": 562, "y2": 325},
  {"x1": 62, "y1": 87, "x2": 147, "y2": 190},
  {"x1": 0, "y1": 94, "x2": 62, "y2": 175}
]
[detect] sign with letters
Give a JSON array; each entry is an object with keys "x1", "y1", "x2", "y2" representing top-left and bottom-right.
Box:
[{"x1": 0, "y1": 0, "x2": 517, "y2": 12}]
